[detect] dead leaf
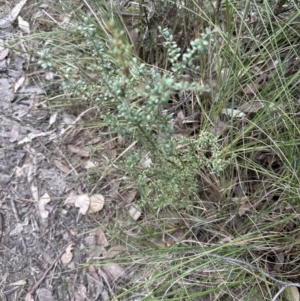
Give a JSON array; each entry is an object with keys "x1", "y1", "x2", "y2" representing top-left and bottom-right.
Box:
[
  {"x1": 49, "y1": 112, "x2": 58, "y2": 125},
  {"x1": 110, "y1": 180, "x2": 121, "y2": 198},
  {"x1": 9, "y1": 221, "x2": 25, "y2": 236},
  {"x1": 238, "y1": 202, "x2": 251, "y2": 216},
  {"x1": 9, "y1": 279, "x2": 26, "y2": 286},
  {"x1": 176, "y1": 110, "x2": 185, "y2": 127},
  {"x1": 41, "y1": 251, "x2": 54, "y2": 265},
  {"x1": 87, "y1": 137, "x2": 102, "y2": 145},
  {"x1": 0, "y1": 48, "x2": 9, "y2": 60},
  {"x1": 45, "y1": 71, "x2": 54, "y2": 81},
  {"x1": 18, "y1": 131, "x2": 53, "y2": 145},
  {"x1": 243, "y1": 73, "x2": 268, "y2": 95},
  {"x1": 159, "y1": 208, "x2": 183, "y2": 226},
  {"x1": 14, "y1": 76, "x2": 25, "y2": 92},
  {"x1": 61, "y1": 244, "x2": 74, "y2": 265},
  {"x1": 62, "y1": 112, "x2": 76, "y2": 125},
  {"x1": 141, "y1": 154, "x2": 152, "y2": 167},
  {"x1": 74, "y1": 284, "x2": 87, "y2": 301},
  {"x1": 37, "y1": 288, "x2": 56, "y2": 301},
  {"x1": 107, "y1": 149, "x2": 117, "y2": 159},
  {"x1": 64, "y1": 191, "x2": 77, "y2": 204},
  {"x1": 0, "y1": 78, "x2": 14, "y2": 102},
  {"x1": 117, "y1": 136, "x2": 125, "y2": 146},
  {"x1": 232, "y1": 196, "x2": 249, "y2": 204},
  {"x1": 212, "y1": 116, "x2": 229, "y2": 136},
  {"x1": 75, "y1": 194, "x2": 90, "y2": 215},
  {"x1": 18, "y1": 16, "x2": 30, "y2": 33},
  {"x1": 243, "y1": 83, "x2": 258, "y2": 95},
  {"x1": 238, "y1": 101, "x2": 264, "y2": 113},
  {"x1": 53, "y1": 159, "x2": 71, "y2": 174},
  {"x1": 67, "y1": 144, "x2": 90, "y2": 157},
  {"x1": 25, "y1": 293, "x2": 34, "y2": 301},
  {"x1": 120, "y1": 190, "x2": 137, "y2": 204},
  {"x1": 30, "y1": 182, "x2": 39, "y2": 202},
  {"x1": 38, "y1": 193, "x2": 51, "y2": 218},
  {"x1": 285, "y1": 286, "x2": 300, "y2": 301},
  {"x1": 94, "y1": 229, "x2": 108, "y2": 246},
  {"x1": 64, "y1": 193, "x2": 90, "y2": 214},
  {"x1": 0, "y1": 271, "x2": 9, "y2": 283},
  {"x1": 128, "y1": 204, "x2": 142, "y2": 220},
  {"x1": 85, "y1": 234, "x2": 103, "y2": 260},
  {"x1": 88, "y1": 194, "x2": 105, "y2": 213},
  {"x1": 0, "y1": 0, "x2": 28, "y2": 29},
  {"x1": 19, "y1": 85, "x2": 45, "y2": 95},
  {"x1": 87, "y1": 266, "x2": 109, "y2": 301},
  {"x1": 106, "y1": 245, "x2": 127, "y2": 258},
  {"x1": 88, "y1": 266, "x2": 101, "y2": 281},
  {"x1": 101, "y1": 264, "x2": 125, "y2": 282},
  {"x1": 274, "y1": 252, "x2": 285, "y2": 271},
  {"x1": 221, "y1": 108, "x2": 245, "y2": 118},
  {"x1": 84, "y1": 160, "x2": 97, "y2": 169},
  {"x1": 10, "y1": 124, "x2": 19, "y2": 142},
  {"x1": 68, "y1": 261, "x2": 75, "y2": 269},
  {"x1": 128, "y1": 28, "x2": 139, "y2": 46}
]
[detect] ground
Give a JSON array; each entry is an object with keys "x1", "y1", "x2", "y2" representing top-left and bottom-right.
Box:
[
  {"x1": 1, "y1": 1, "x2": 300, "y2": 301},
  {"x1": 0, "y1": 1, "x2": 123, "y2": 300}
]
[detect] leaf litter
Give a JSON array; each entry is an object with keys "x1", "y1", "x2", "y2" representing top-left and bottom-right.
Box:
[
  {"x1": 1, "y1": 1, "x2": 299, "y2": 301},
  {"x1": 0, "y1": 1, "x2": 128, "y2": 300}
]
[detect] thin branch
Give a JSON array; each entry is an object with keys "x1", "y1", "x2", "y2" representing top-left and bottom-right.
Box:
[
  {"x1": 271, "y1": 283, "x2": 300, "y2": 301},
  {"x1": 27, "y1": 242, "x2": 72, "y2": 296}
]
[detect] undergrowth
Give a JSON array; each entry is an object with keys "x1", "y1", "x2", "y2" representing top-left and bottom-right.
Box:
[
  {"x1": 20, "y1": 0, "x2": 300, "y2": 300},
  {"x1": 56, "y1": 17, "x2": 231, "y2": 211}
]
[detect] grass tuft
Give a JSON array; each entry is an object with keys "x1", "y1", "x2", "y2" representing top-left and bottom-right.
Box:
[{"x1": 17, "y1": 0, "x2": 300, "y2": 299}]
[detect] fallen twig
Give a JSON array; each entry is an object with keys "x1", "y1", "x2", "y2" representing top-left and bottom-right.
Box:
[
  {"x1": 25, "y1": 242, "x2": 72, "y2": 299},
  {"x1": 8, "y1": 193, "x2": 27, "y2": 253},
  {"x1": 53, "y1": 107, "x2": 97, "y2": 142}
]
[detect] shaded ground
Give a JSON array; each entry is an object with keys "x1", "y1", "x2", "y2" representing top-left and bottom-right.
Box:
[
  {"x1": 2, "y1": 1, "x2": 300, "y2": 300},
  {"x1": 0, "y1": 2, "x2": 125, "y2": 300}
]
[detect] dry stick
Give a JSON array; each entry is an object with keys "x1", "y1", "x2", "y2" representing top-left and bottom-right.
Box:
[
  {"x1": 271, "y1": 283, "x2": 300, "y2": 301},
  {"x1": 153, "y1": 223, "x2": 300, "y2": 301},
  {"x1": 9, "y1": 195, "x2": 21, "y2": 223},
  {"x1": 8, "y1": 195, "x2": 27, "y2": 253},
  {"x1": 27, "y1": 243, "x2": 72, "y2": 295},
  {"x1": 0, "y1": 212, "x2": 4, "y2": 243},
  {"x1": 52, "y1": 107, "x2": 98, "y2": 142}
]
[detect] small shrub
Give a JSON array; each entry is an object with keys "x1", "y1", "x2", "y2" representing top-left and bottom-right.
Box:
[
  {"x1": 60, "y1": 17, "x2": 230, "y2": 210},
  {"x1": 124, "y1": 132, "x2": 231, "y2": 210}
]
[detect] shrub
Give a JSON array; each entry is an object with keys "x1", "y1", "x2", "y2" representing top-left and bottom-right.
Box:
[{"x1": 60, "y1": 18, "x2": 230, "y2": 210}]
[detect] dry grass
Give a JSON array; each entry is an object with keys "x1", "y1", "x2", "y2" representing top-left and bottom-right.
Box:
[{"x1": 20, "y1": 0, "x2": 300, "y2": 299}]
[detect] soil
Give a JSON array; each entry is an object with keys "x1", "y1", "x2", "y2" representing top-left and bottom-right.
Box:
[{"x1": 0, "y1": 2, "x2": 121, "y2": 300}]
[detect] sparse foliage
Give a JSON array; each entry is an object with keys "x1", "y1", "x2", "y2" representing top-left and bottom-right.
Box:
[
  {"x1": 60, "y1": 16, "x2": 232, "y2": 210},
  {"x1": 30, "y1": 0, "x2": 300, "y2": 300}
]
